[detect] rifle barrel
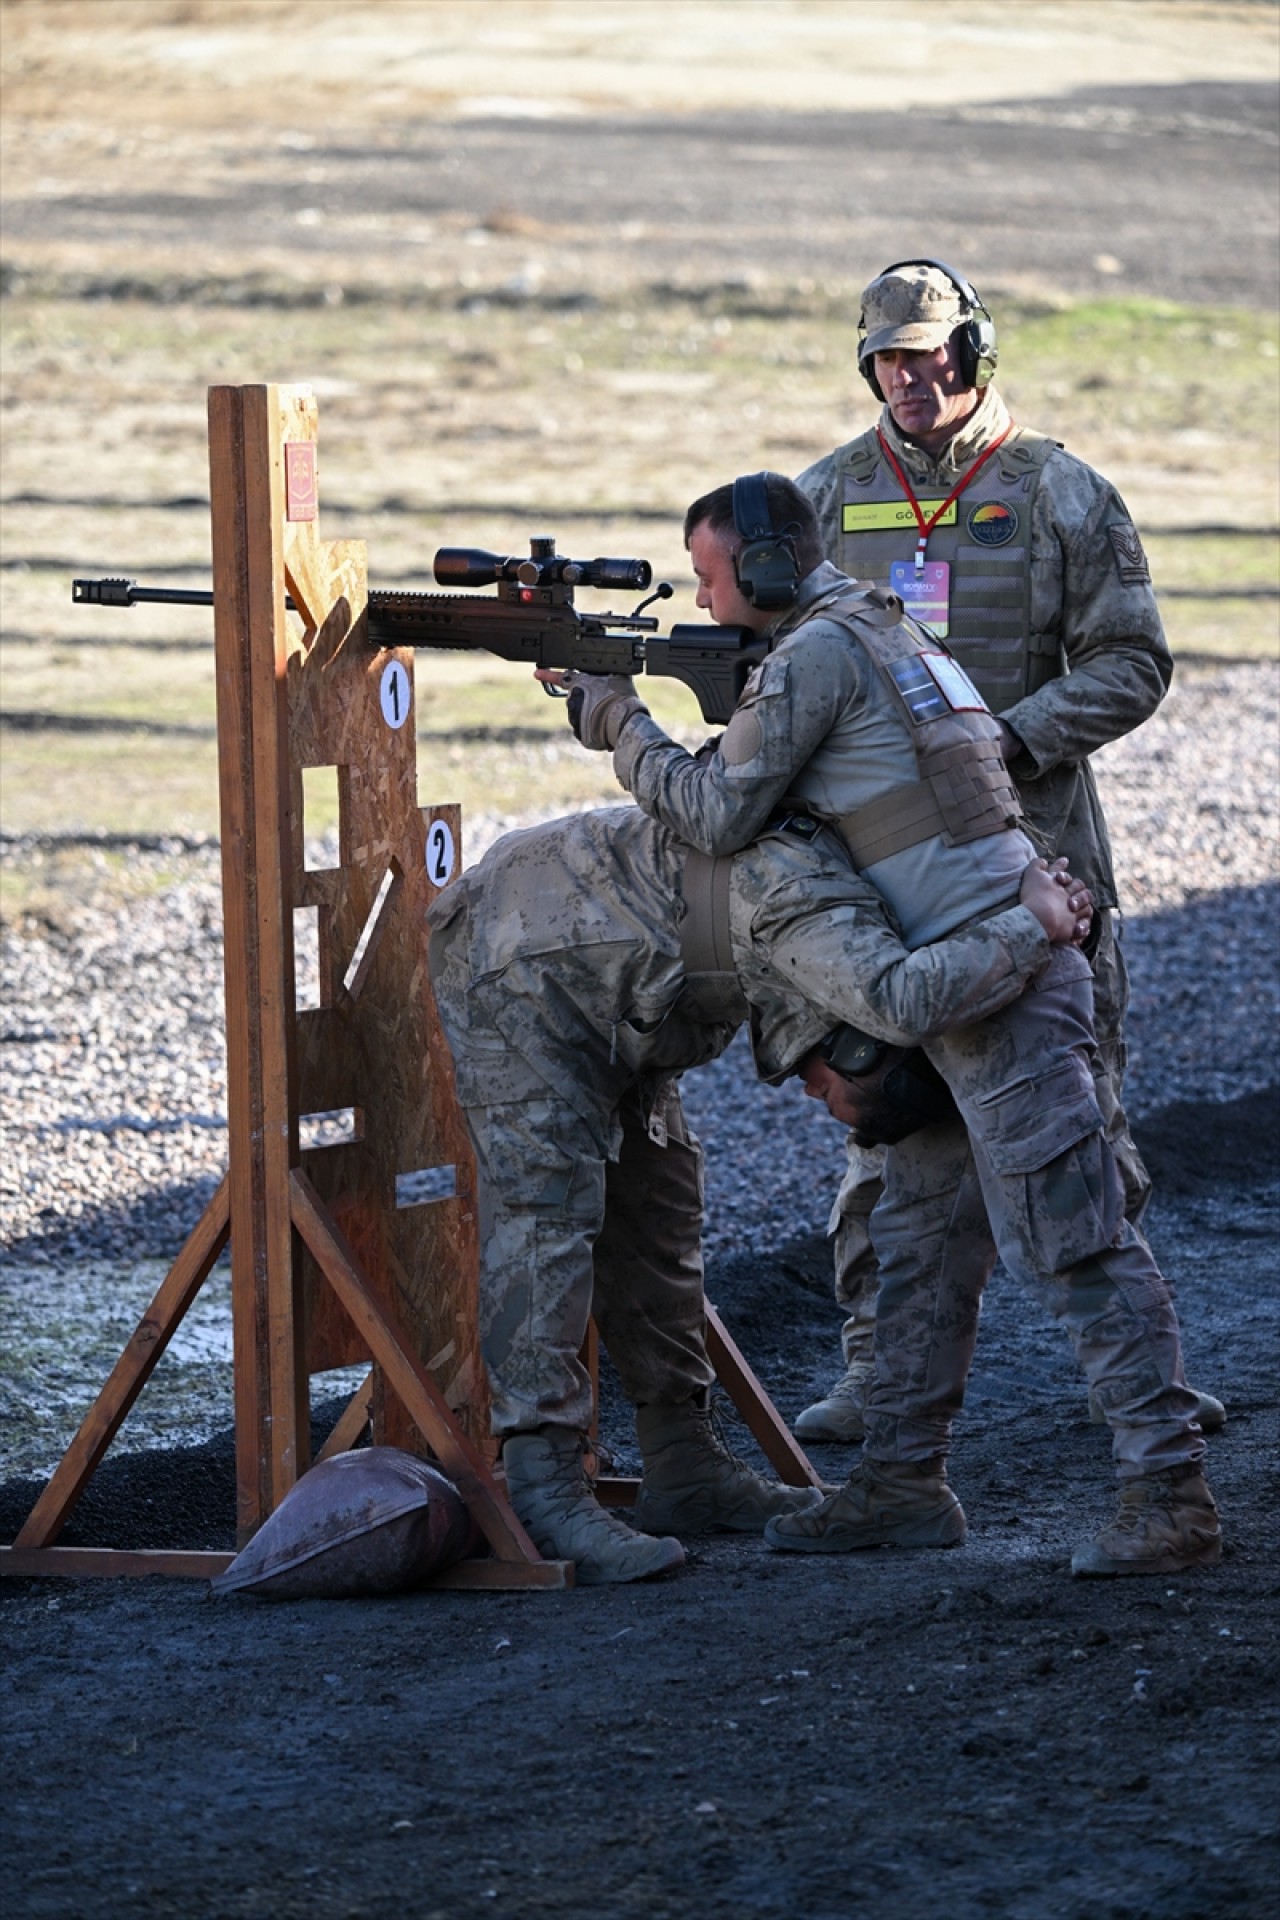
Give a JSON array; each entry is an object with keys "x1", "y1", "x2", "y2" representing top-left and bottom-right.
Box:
[{"x1": 73, "y1": 579, "x2": 291, "y2": 610}]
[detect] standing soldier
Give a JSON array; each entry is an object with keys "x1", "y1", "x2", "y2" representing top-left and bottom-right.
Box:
[{"x1": 792, "y1": 259, "x2": 1223, "y2": 1443}]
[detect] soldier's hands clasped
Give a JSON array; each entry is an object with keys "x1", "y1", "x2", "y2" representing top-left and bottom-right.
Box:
[
  {"x1": 555, "y1": 671, "x2": 650, "y2": 751},
  {"x1": 1019, "y1": 857, "x2": 1093, "y2": 946}
]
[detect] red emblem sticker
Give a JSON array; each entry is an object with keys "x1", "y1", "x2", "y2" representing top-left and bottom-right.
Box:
[{"x1": 284, "y1": 441, "x2": 317, "y2": 522}]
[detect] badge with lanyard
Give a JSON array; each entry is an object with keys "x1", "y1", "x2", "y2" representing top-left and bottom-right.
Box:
[
  {"x1": 874, "y1": 426, "x2": 1012, "y2": 637},
  {"x1": 888, "y1": 559, "x2": 950, "y2": 635}
]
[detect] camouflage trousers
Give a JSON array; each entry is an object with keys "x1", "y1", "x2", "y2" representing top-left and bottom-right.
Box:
[
  {"x1": 461, "y1": 1081, "x2": 715, "y2": 1438},
  {"x1": 862, "y1": 944, "x2": 1203, "y2": 1480},
  {"x1": 829, "y1": 907, "x2": 1152, "y2": 1365}
]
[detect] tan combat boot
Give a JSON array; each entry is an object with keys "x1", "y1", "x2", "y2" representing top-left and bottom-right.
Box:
[
  {"x1": 632, "y1": 1394, "x2": 825, "y2": 1535},
  {"x1": 503, "y1": 1427, "x2": 684, "y2": 1585},
  {"x1": 764, "y1": 1456, "x2": 965, "y2": 1553},
  {"x1": 1071, "y1": 1464, "x2": 1221, "y2": 1577},
  {"x1": 793, "y1": 1360, "x2": 876, "y2": 1444}
]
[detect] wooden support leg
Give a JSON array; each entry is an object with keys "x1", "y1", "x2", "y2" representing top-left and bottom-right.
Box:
[
  {"x1": 289, "y1": 1170, "x2": 571, "y2": 1583},
  {"x1": 314, "y1": 1370, "x2": 374, "y2": 1463},
  {"x1": 14, "y1": 1176, "x2": 232, "y2": 1548},
  {"x1": 704, "y1": 1303, "x2": 824, "y2": 1490}
]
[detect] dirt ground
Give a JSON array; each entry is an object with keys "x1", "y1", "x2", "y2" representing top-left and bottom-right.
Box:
[
  {"x1": 2, "y1": 1086, "x2": 1278, "y2": 1920},
  {"x1": 2, "y1": 8, "x2": 1278, "y2": 1917}
]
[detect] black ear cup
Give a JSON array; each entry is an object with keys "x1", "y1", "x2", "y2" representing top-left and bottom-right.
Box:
[{"x1": 731, "y1": 473, "x2": 800, "y2": 612}]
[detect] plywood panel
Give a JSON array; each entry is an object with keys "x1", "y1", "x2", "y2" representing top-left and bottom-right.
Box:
[{"x1": 269, "y1": 393, "x2": 486, "y2": 1457}]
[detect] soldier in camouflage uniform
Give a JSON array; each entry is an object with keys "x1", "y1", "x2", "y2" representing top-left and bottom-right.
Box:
[
  {"x1": 791, "y1": 260, "x2": 1223, "y2": 1447},
  {"x1": 559, "y1": 471, "x2": 1219, "y2": 1577},
  {"x1": 427, "y1": 803, "x2": 1084, "y2": 1585}
]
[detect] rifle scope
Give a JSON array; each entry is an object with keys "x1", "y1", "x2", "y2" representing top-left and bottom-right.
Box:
[{"x1": 434, "y1": 542, "x2": 652, "y2": 593}]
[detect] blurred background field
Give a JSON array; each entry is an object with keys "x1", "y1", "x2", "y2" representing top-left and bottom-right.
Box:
[{"x1": 1, "y1": 0, "x2": 1277, "y2": 904}]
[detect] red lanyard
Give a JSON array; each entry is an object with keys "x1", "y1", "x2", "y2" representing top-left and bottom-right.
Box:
[{"x1": 876, "y1": 425, "x2": 1012, "y2": 572}]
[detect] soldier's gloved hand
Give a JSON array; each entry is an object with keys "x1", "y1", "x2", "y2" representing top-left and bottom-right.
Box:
[{"x1": 563, "y1": 673, "x2": 649, "y2": 751}]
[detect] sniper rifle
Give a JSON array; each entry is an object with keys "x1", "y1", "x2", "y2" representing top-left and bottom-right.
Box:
[{"x1": 72, "y1": 536, "x2": 767, "y2": 727}]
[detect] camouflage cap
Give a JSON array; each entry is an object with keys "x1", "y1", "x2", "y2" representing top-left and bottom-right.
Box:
[{"x1": 859, "y1": 263, "x2": 968, "y2": 362}]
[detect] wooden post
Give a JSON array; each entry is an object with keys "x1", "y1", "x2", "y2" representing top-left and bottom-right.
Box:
[{"x1": 208, "y1": 384, "x2": 308, "y2": 1537}]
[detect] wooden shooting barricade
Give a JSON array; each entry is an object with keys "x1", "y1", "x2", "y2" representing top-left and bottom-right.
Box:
[{"x1": 0, "y1": 384, "x2": 819, "y2": 1589}]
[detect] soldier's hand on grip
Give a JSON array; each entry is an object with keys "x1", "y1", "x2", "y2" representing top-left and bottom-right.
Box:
[{"x1": 561, "y1": 672, "x2": 650, "y2": 751}]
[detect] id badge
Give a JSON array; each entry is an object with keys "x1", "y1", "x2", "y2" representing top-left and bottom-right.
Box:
[{"x1": 889, "y1": 559, "x2": 950, "y2": 638}]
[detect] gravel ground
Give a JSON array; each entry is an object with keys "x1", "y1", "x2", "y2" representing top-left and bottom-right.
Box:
[{"x1": 1, "y1": 658, "x2": 1277, "y2": 1479}]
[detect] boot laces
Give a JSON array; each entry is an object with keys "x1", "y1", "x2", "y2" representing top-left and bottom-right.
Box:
[
  {"x1": 545, "y1": 1437, "x2": 648, "y2": 1540},
  {"x1": 696, "y1": 1390, "x2": 749, "y2": 1464},
  {"x1": 533, "y1": 1435, "x2": 594, "y2": 1499},
  {"x1": 1110, "y1": 1474, "x2": 1193, "y2": 1536}
]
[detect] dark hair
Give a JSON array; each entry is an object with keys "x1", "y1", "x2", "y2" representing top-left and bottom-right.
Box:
[{"x1": 683, "y1": 473, "x2": 824, "y2": 577}]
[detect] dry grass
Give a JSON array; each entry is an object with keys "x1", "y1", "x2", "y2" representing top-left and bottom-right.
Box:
[{"x1": 2, "y1": 0, "x2": 1276, "y2": 912}]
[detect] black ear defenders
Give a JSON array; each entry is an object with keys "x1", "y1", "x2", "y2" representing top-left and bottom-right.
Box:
[
  {"x1": 731, "y1": 472, "x2": 801, "y2": 611},
  {"x1": 858, "y1": 258, "x2": 999, "y2": 400}
]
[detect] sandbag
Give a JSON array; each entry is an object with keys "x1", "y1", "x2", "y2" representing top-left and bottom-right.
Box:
[{"x1": 210, "y1": 1446, "x2": 477, "y2": 1600}]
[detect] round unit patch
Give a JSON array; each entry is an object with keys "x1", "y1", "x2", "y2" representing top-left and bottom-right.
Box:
[{"x1": 967, "y1": 501, "x2": 1019, "y2": 547}]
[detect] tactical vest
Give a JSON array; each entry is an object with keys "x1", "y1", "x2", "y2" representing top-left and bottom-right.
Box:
[
  {"x1": 832, "y1": 426, "x2": 1060, "y2": 711},
  {"x1": 817, "y1": 587, "x2": 1024, "y2": 869}
]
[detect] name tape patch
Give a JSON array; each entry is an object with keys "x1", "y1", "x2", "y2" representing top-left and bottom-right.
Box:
[{"x1": 843, "y1": 499, "x2": 957, "y2": 534}]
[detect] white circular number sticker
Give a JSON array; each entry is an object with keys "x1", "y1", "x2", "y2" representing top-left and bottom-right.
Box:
[
  {"x1": 426, "y1": 819, "x2": 456, "y2": 887},
  {"x1": 379, "y1": 660, "x2": 411, "y2": 730}
]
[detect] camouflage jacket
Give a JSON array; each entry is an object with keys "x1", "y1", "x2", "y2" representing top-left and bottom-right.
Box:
[
  {"x1": 613, "y1": 563, "x2": 1036, "y2": 947},
  {"x1": 426, "y1": 807, "x2": 1052, "y2": 1128},
  {"x1": 795, "y1": 387, "x2": 1174, "y2": 907}
]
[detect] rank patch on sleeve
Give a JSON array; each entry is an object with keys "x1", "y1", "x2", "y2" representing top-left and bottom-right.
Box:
[{"x1": 1107, "y1": 523, "x2": 1151, "y2": 584}]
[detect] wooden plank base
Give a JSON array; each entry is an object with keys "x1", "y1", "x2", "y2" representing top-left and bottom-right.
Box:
[
  {"x1": 0, "y1": 1545, "x2": 573, "y2": 1590},
  {"x1": 0, "y1": 1546, "x2": 235, "y2": 1581}
]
